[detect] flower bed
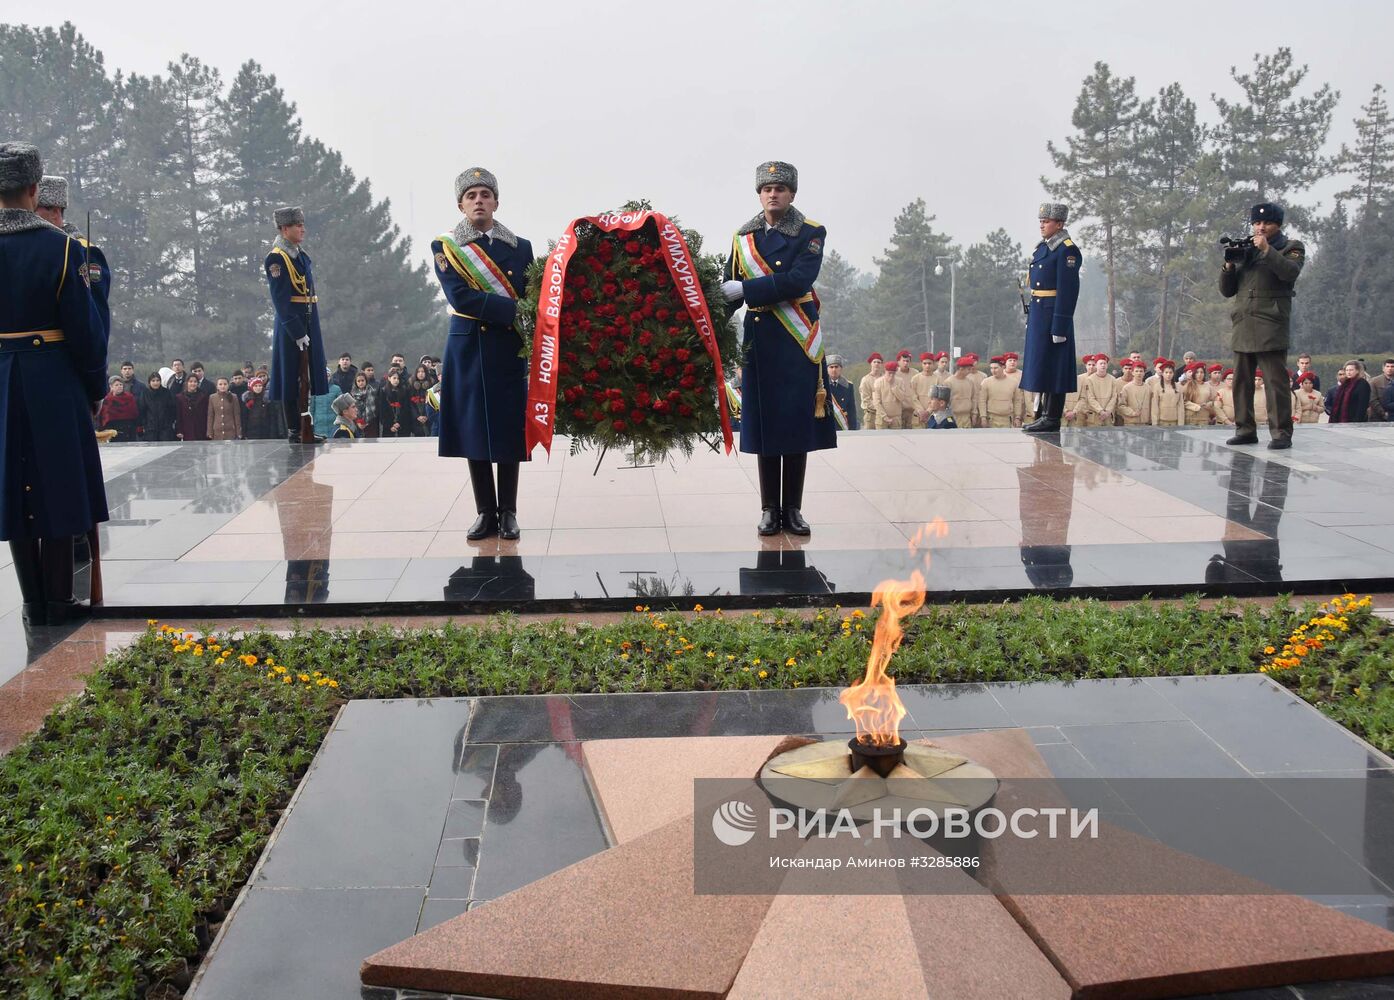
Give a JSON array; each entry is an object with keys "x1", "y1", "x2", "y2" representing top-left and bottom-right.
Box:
[{"x1": 0, "y1": 595, "x2": 1388, "y2": 997}]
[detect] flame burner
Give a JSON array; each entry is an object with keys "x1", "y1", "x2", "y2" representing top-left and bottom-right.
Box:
[{"x1": 848, "y1": 737, "x2": 907, "y2": 778}]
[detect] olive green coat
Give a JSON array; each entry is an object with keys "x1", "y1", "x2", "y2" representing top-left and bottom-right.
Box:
[{"x1": 1219, "y1": 238, "x2": 1306, "y2": 353}]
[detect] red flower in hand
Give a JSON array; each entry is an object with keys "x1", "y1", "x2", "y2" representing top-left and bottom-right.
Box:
[{"x1": 612, "y1": 419, "x2": 628, "y2": 432}]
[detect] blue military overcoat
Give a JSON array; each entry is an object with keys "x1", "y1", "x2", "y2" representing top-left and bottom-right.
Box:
[
  {"x1": 725, "y1": 207, "x2": 837, "y2": 457},
  {"x1": 62, "y1": 225, "x2": 111, "y2": 335},
  {"x1": 1019, "y1": 232, "x2": 1082, "y2": 395},
  {"x1": 264, "y1": 240, "x2": 329, "y2": 402},
  {"x1": 0, "y1": 209, "x2": 109, "y2": 540},
  {"x1": 431, "y1": 220, "x2": 531, "y2": 464}
]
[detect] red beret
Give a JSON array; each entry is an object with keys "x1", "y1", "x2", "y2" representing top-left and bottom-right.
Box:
[
  {"x1": 867, "y1": 353, "x2": 883, "y2": 362},
  {"x1": 919, "y1": 353, "x2": 932, "y2": 361},
  {"x1": 990, "y1": 355, "x2": 1005, "y2": 364},
  {"x1": 1254, "y1": 369, "x2": 1264, "y2": 377},
  {"x1": 1081, "y1": 354, "x2": 1096, "y2": 363},
  {"x1": 1120, "y1": 360, "x2": 1135, "y2": 369},
  {"x1": 1153, "y1": 356, "x2": 1168, "y2": 366},
  {"x1": 1095, "y1": 354, "x2": 1109, "y2": 362},
  {"x1": 884, "y1": 361, "x2": 898, "y2": 372},
  {"x1": 1222, "y1": 368, "x2": 1234, "y2": 378},
  {"x1": 956, "y1": 357, "x2": 974, "y2": 368},
  {"x1": 897, "y1": 350, "x2": 912, "y2": 359},
  {"x1": 1003, "y1": 352, "x2": 1019, "y2": 360},
  {"x1": 1207, "y1": 363, "x2": 1223, "y2": 372}
]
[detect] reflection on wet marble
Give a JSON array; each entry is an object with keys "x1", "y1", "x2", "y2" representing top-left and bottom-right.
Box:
[{"x1": 0, "y1": 427, "x2": 1378, "y2": 619}]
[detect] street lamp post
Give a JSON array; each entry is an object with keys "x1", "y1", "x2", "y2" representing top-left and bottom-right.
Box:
[{"x1": 934, "y1": 256, "x2": 958, "y2": 359}]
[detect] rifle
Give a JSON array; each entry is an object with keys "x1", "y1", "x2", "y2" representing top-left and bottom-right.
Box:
[
  {"x1": 86, "y1": 209, "x2": 103, "y2": 605},
  {"x1": 1016, "y1": 275, "x2": 1029, "y2": 318}
]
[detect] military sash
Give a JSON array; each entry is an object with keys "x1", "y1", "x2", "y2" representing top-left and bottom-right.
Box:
[
  {"x1": 438, "y1": 236, "x2": 517, "y2": 299},
  {"x1": 732, "y1": 233, "x2": 824, "y2": 364},
  {"x1": 724, "y1": 381, "x2": 742, "y2": 417},
  {"x1": 829, "y1": 391, "x2": 849, "y2": 430}
]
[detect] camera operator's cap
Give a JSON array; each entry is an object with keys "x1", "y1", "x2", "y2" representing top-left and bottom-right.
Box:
[
  {"x1": 1250, "y1": 202, "x2": 1284, "y2": 224},
  {"x1": 0, "y1": 142, "x2": 42, "y2": 192},
  {"x1": 37, "y1": 175, "x2": 68, "y2": 209},
  {"x1": 273, "y1": 206, "x2": 304, "y2": 228},
  {"x1": 455, "y1": 167, "x2": 498, "y2": 202},
  {"x1": 826, "y1": 354, "x2": 844, "y2": 366},
  {"x1": 756, "y1": 160, "x2": 797, "y2": 191},
  {"x1": 930, "y1": 385, "x2": 952, "y2": 402},
  {"x1": 330, "y1": 393, "x2": 356, "y2": 415},
  {"x1": 1038, "y1": 202, "x2": 1069, "y2": 223},
  {"x1": 867, "y1": 352, "x2": 883, "y2": 363}
]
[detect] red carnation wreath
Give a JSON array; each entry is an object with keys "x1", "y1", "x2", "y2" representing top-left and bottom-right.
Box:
[{"x1": 519, "y1": 202, "x2": 738, "y2": 463}]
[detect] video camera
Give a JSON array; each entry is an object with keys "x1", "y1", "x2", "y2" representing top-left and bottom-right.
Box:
[{"x1": 1219, "y1": 236, "x2": 1255, "y2": 263}]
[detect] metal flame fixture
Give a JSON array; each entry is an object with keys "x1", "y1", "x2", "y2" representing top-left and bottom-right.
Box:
[{"x1": 849, "y1": 736, "x2": 908, "y2": 778}]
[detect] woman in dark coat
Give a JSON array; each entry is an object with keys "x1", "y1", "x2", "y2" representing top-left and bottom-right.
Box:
[
  {"x1": 377, "y1": 370, "x2": 411, "y2": 438},
  {"x1": 138, "y1": 372, "x2": 177, "y2": 441},
  {"x1": 175, "y1": 377, "x2": 210, "y2": 441},
  {"x1": 1328, "y1": 361, "x2": 1372, "y2": 423},
  {"x1": 407, "y1": 366, "x2": 433, "y2": 437}
]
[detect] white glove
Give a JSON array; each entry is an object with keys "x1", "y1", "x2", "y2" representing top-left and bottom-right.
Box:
[
  {"x1": 295, "y1": 335, "x2": 310, "y2": 351},
  {"x1": 1052, "y1": 335, "x2": 1067, "y2": 344},
  {"x1": 721, "y1": 280, "x2": 743, "y2": 302}
]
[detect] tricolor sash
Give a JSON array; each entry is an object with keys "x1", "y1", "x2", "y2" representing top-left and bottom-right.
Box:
[
  {"x1": 724, "y1": 381, "x2": 742, "y2": 417},
  {"x1": 732, "y1": 233, "x2": 823, "y2": 364},
  {"x1": 829, "y1": 392, "x2": 849, "y2": 430},
  {"x1": 439, "y1": 235, "x2": 518, "y2": 300}
]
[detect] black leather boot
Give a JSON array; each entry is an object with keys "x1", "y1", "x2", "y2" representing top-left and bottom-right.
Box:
[
  {"x1": 1024, "y1": 394, "x2": 1062, "y2": 433},
  {"x1": 757, "y1": 456, "x2": 781, "y2": 535},
  {"x1": 10, "y1": 539, "x2": 45, "y2": 626},
  {"x1": 40, "y1": 536, "x2": 86, "y2": 625},
  {"x1": 497, "y1": 462, "x2": 520, "y2": 540},
  {"x1": 466, "y1": 460, "x2": 499, "y2": 540},
  {"x1": 781, "y1": 453, "x2": 811, "y2": 536}
]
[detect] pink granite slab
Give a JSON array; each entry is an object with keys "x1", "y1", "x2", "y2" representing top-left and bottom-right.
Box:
[
  {"x1": 583, "y1": 734, "x2": 788, "y2": 844},
  {"x1": 361, "y1": 812, "x2": 773, "y2": 999}
]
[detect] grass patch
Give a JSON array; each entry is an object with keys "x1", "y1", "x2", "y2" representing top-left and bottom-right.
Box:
[{"x1": 1, "y1": 594, "x2": 1390, "y2": 997}]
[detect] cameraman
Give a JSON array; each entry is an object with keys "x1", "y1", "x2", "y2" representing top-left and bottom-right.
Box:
[{"x1": 1219, "y1": 202, "x2": 1305, "y2": 449}]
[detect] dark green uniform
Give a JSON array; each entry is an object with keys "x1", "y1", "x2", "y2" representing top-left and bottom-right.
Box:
[{"x1": 1219, "y1": 232, "x2": 1304, "y2": 441}]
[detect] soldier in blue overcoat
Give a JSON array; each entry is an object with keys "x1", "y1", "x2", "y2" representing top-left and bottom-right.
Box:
[
  {"x1": 430, "y1": 167, "x2": 532, "y2": 541},
  {"x1": 265, "y1": 206, "x2": 328, "y2": 442},
  {"x1": 721, "y1": 161, "x2": 836, "y2": 537},
  {"x1": 0, "y1": 143, "x2": 108, "y2": 626},
  {"x1": 36, "y1": 175, "x2": 111, "y2": 337},
  {"x1": 1021, "y1": 202, "x2": 1082, "y2": 433}
]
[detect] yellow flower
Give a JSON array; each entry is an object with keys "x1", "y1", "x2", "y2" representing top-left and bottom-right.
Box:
[
  {"x1": 192, "y1": 647, "x2": 204, "y2": 657},
  {"x1": 240, "y1": 654, "x2": 258, "y2": 666},
  {"x1": 852, "y1": 610, "x2": 866, "y2": 619},
  {"x1": 298, "y1": 674, "x2": 310, "y2": 682},
  {"x1": 327, "y1": 680, "x2": 338, "y2": 688},
  {"x1": 693, "y1": 604, "x2": 704, "y2": 613},
  {"x1": 1264, "y1": 646, "x2": 1275, "y2": 655},
  {"x1": 785, "y1": 657, "x2": 797, "y2": 666},
  {"x1": 619, "y1": 653, "x2": 629, "y2": 661},
  {"x1": 13, "y1": 863, "x2": 20, "y2": 873},
  {"x1": 758, "y1": 670, "x2": 768, "y2": 679},
  {"x1": 726, "y1": 654, "x2": 735, "y2": 661},
  {"x1": 282, "y1": 676, "x2": 292, "y2": 684},
  {"x1": 705, "y1": 651, "x2": 715, "y2": 659},
  {"x1": 635, "y1": 605, "x2": 645, "y2": 612},
  {"x1": 753, "y1": 658, "x2": 761, "y2": 665},
  {"x1": 146, "y1": 619, "x2": 158, "y2": 627},
  {"x1": 265, "y1": 655, "x2": 275, "y2": 665}
]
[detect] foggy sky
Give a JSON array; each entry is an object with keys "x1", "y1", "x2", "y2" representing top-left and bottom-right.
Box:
[{"x1": 23, "y1": 0, "x2": 1394, "y2": 274}]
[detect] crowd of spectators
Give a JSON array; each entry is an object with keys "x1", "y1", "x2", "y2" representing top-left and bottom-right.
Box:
[
  {"x1": 96, "y1": 352, "x2": 444, "y2": 442},
  {"x1": 829, "y1": 349, "x2": 1394, "y2": 431}
]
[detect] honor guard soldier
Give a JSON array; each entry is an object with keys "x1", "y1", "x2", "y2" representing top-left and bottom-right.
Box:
[
  {"x1": 36, "y1": 176, "x2": 110, "y2": 336},
  {"x1": 1220, "y1": 202, "x2": 1304, "y2": 449},
  {"x1": 859, "y1": 353, "x2": 884, "y2": 431},
  {"x1": 0, "y1": 143, "x2": 108, "y2": 626},
  {"x1": 1021, "y1": 203, "x2": 1082, "y2": 432},
  {"x1": 432, "y1": 167, "x2": 533, "y2": 541},
  {"x1": 265, "y1": 206, "x2": 328, "y2": 442},
  {"x1": 825, "y1": 354, "x2": 859, "y2": 430},
  {"x1": 722, "y1": 160, "x2": 836, "y2": 536}
]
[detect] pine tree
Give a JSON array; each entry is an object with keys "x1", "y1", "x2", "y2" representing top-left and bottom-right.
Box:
[
  {"x1": 1044, "y1": 62, "x2": 1143, "y2": 357},
  {"x1": 164, "y1": 55, "x2": 224, "y2": 318},
  {"x1": 813, "y1": 249, "x2": 868, "y2": 360},
  {"x1": 866, "y1": 199, "x2": 956, "y2": 357},
  {"x1": 1212, "y1": 48, "x2": 1337, "y2": 212},
  {"x1": 956, "y1": 229, "x2": 1025, "y2": 357},
  {"x1": 1329, "y1": 84, "x2": 1394, "y2": 351}
]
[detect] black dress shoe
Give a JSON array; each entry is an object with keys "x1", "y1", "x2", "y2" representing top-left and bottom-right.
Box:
[
  {"x1": 1226, "y1": 433, "x2": 1259, "y2": 445},
  {"x1": 782, "y1": 507, "x2": 811, "y2": 536},
  {"x1": 1023, "y1": 416, "x2": 1062, "y2": 433},
  {"x1": 466, "y1": 511, "x2": 499, "y2": 540},
  {"x1": 757, "y1": 508, "x2": 781, "y2": 536},
  {"x1": 498, "y1": 510, "x2": 520, "y2": 540},
  {"x1": 21, "y1": 603, "x2": 46, "y2": 627},
  {"x1": 1267, "y1": 436, "x2": 1292, "y2": 450}
]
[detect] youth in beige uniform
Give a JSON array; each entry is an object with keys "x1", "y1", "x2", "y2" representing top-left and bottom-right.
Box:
[
  {"x1": 1294, "y1": 379, "x2": 1323, "y2": 423},
  {"x1": 946, "y1": 361, "x2": 977, "y2": 427},
  {"x1": 1214, "y1": 371, "x2": 1236, "y2": 425},
  {"x1": 859, "y1": 353, "x2": 884, "y2": 431},
  {"x1": 1151, "y1": 366, "x2": 1184, "y2": 426},
  {"x1": 874, "y1": 362, "x2": 914, "y2": 428},
  {"x1": 977, "y1": 360, "x2": 1025, "y2": 428},
  {"x1": 1117, "y1": 366, "x2": 1152, "y2": 426},
  {"x1": 1079, "y1": 359, "x2": 1119, "y2": 426}
]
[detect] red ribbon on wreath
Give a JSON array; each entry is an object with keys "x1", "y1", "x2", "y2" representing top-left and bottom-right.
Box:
[{"x1": 526, "y1": 209, "x2": 734, "y2": 456}]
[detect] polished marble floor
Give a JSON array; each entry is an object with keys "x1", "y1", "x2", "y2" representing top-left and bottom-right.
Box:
[
  {"x1": 10, "y1": 424, "x2": 1383, "y2": 619},
  {"x1": 187, "y1": 677, "x2": 1394, "y2": 1000}
]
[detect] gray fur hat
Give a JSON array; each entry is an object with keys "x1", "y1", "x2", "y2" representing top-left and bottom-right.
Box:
[
  {"x1": 756, "y1": 160, "x2": 798, "y2": 191},
  {"x1": 331, "y1": 392, "x2": 356, "y2": 415},
  {"x1": 37, "y1": 175, "x2": 68, "y2": 209},
  {"x1": 1038, "y1": 202, "x2": 1069, "y2": 223},
  {"x1": 930, "y1": 384, "x2": 952, "y2": 403},
  {"x1": 0, "y1": 142, "x2": 42, "y2": 193},
  {"x1": 826, "y1": 354, "x2": 845, "y2": 367},
  {"x1": 455, "y1": 167, "x2": 498, "y2": 202},
  {"x1": 273, "y1": 206, "x2": 305, "y2": 228}
]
